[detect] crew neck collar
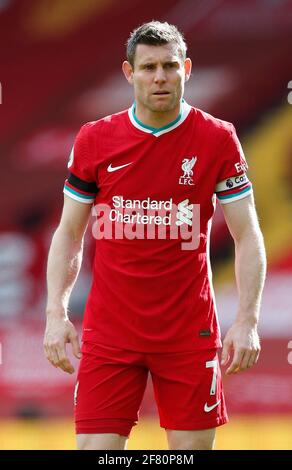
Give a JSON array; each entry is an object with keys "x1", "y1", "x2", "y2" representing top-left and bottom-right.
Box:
[{"x1": 128, "y1": 99, "x2": 191, "y2": 137}]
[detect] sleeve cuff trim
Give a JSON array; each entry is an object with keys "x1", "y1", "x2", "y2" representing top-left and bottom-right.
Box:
[
  {"x1": 217, "y1": 186, "x2": 253, "y2": 204},
  {"x1": 63, "y1": 186, "x2": 95, "y2": 204}
]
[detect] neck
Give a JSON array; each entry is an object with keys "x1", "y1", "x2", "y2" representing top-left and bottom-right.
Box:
[{"x1": 134, "y1": 101, "x2": 182, "y2": 129}]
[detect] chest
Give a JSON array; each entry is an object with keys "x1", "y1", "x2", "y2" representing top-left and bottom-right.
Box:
[{"x1": 95, "y1": 133, "x2": 218, "y2": 205}]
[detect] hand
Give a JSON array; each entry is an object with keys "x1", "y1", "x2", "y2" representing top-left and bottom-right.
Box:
[
  {"x1": 221, "y1": 321, "x2": 261, "y2": 375},
  {"x1": 43, "y1": 315, "x2": 81, "y2": 374}
]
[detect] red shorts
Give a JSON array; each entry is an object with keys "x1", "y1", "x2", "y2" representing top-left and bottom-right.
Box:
[{"x1": 74, "y1": 342, "x2": 228, "y2": 437}]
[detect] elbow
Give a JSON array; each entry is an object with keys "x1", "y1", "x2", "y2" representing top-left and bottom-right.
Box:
[
  {"x1": 234, "y1": 226, "x2": 266, "y2": 254},
  {"x1": 233, "y1": 221, "x2": 264, "y2": 245},
  {"x1": 235, "y1": 228, "x2": 267, "y2": 264},
  {"x1": 54, "y1": 223, "x2": 84, "y2": 246}
]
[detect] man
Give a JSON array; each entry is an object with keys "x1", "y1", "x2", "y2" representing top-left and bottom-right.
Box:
[{"x1": 44, "y1": 21, "x2": 266, "y2": 450}]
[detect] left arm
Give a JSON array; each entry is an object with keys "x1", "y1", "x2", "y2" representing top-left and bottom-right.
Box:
[{"x1": 220, "y1": 194, "x2": 267, "y2": 374}]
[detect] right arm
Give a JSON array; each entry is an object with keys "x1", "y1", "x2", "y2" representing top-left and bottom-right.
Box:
[{"x1": 44, "y1": 195, "x2": 92, "y2": 374}]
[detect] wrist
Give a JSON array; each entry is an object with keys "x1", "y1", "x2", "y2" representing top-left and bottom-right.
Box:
[
  {"x1": 235, "y1": 313, "x2": 259, "y2": 328},
  {"x1": 46, "y1": 304, "x2": 68, "y2": 319}
]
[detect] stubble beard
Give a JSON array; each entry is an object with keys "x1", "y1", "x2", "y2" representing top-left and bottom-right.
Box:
[{"x1": 145, "y1": 93, "x2": 180, "y2": 114}]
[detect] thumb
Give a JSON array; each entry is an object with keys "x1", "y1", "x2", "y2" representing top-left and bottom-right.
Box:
[
  {"x1": 71, "y1": 334, "x2": 82, "y2": 359},
  {"x1": 221, "y1": 339, "x2": 231, "y2": 365}
]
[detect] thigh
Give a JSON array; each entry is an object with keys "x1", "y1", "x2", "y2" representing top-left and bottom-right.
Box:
[
  {"x1": 166, "y1": 428, "x2": 216, "y2": 450},
  {"x1": 75, "y1": 342, "x2": 148, "y2": 438},
  {"x1": 148, "y1": 348, "x2": 228, "y2": 432},
  {"x1": 77, "y1": 433, "x2": 128, "y2": 450}
]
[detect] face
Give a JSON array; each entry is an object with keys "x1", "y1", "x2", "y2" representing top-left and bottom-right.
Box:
[{"x1": 123, "y1": 42, "x2": 191, "y2": 114}]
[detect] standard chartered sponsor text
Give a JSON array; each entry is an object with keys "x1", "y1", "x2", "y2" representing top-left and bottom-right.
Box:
[
  {"x1": 111, "y1": 196, "x2": 173, "y2": 225},
  {"x1": 92, "y1": 195, "x2": 200, "y2": 250},
  {"x1": 113, "y1": 195, "x2": 173, "y2": 210}
]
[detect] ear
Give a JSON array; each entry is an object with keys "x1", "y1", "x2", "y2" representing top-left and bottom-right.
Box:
[
  {"x1": 122, "y1": 61, "x2": 134, "y2": 85},
  {"x1": 184, "y1": 58, "x2": 192, "y2": 82}
]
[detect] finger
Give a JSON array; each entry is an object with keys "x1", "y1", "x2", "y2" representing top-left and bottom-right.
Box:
[
  {"x1": 56, "y1": 345, "x2": 75, "y2": 374},
  {"x1": 46, "y1": 345, "x2": 59, "y2": 368},
  {"x1": 221, "y1": 340, "x2": 231, "y2": 366},
  {"x1": 226, "y1": 349, "x2": 245, "y2": 375},
  {"x1": 43, "y1": 344, "x2": 49, "y2": 359},
  {"x1": 70, "y1": 333, "x2": 82, "y2": 359},
  {"x1": 239, "y1": 350, "x2": 253, "y2": 371},
  {"x1": 247, "y1": 350, "x2": 259, "y2": 369},
  {"x1": 254, "y1": 348, "x2": 261, "y2": 364},
  {"x1": 44, "y1": 344, "x2": 57, "y2": 367}
]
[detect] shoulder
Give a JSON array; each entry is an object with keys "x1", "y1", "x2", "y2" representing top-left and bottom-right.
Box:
[
  {"x1": 191, "y1": 106, "x2": 235, "y2": 143},
  {"x1": 80, "y1": 109, "x2": 129, "y2": 137}
]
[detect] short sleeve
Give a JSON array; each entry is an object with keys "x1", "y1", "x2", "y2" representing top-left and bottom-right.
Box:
[
  {"x1": 215, "y1": 124, "x2": 253, "y2": 204},
  {"x1": 63, "y1": 123, "x2": 98, "y2": 204}
]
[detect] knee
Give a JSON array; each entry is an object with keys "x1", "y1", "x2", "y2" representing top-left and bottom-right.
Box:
[{"x1": 192, "y1": 438, "x2": 214, "y2": 450}]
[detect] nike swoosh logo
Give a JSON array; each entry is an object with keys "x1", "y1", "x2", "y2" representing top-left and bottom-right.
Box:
[
  {"x1": 107, "y1": 162, "x2": 133, "y2": 172},
  {"x1": 204, "y1": 399, "x2": 221, "y2": 413}
]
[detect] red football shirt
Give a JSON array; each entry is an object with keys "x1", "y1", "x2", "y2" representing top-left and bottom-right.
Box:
[{"x1": 64, "y1": 100, "x2": 252, "y2": 352}]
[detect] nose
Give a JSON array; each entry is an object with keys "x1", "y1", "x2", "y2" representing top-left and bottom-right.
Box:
[{"x1": 154, "y1": 66, "x2": 166, "y2": 84}]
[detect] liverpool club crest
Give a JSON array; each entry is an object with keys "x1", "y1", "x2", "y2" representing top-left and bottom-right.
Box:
[{"x1": 179, "y1": 156, "x2": 197, "y2": 186}]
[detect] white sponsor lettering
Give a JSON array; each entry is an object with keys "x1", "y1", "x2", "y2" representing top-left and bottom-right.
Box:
[
  {"x1": 235, "y1": 162, "x2": 247, "y2": 173},
  {"x1": 109, "y1": 209, "x2": 171, "y2": 226},
  {"x1": 112, "y1": 195, "x2": 172, "y2": 211},
  {"x1": 91, "y1": 197, "x2": 200, "y2": 250}
]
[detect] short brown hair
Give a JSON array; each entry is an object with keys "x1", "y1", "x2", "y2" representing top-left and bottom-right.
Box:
[{"x1": 126, "y1": 21, "x2": 187, "y2": 67}]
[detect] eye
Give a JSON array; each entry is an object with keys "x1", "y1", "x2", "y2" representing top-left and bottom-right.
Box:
[
  {"x1": 146, "y1": 64, "x2": 155, "y2": 70},
  {"x1": 165, "y1": 62, "x2": 176, "y2": 69}
]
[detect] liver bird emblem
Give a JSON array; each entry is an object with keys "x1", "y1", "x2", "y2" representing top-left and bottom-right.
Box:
[{"x1": 181, "y1": 157, "x2": 197, "y2": 178}]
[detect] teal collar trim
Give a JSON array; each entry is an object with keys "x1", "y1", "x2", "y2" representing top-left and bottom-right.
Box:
[{"x1": 128, "y1": 99, "x2": 191, "y2": 137}]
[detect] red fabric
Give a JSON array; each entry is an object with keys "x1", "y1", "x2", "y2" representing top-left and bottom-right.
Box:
[
  {"x1": 66, "y1": 105, "x2": 251, "y2": 353},
  {"x1": 74, "y1": 341, "x2": 228, "y2": 435}
]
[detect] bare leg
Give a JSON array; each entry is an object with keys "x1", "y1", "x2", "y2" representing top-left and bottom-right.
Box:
[
  {"x1": 166, "y1": 428, "x2": 216, "y2": 450},
  {"x1": 77, "y1": 433, "x2": 128, "y2": 450}
]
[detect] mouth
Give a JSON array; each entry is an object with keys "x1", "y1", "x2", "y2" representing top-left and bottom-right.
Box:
[{"x1": 153, "y1": 91, "x2": 170, "y2": 95}]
